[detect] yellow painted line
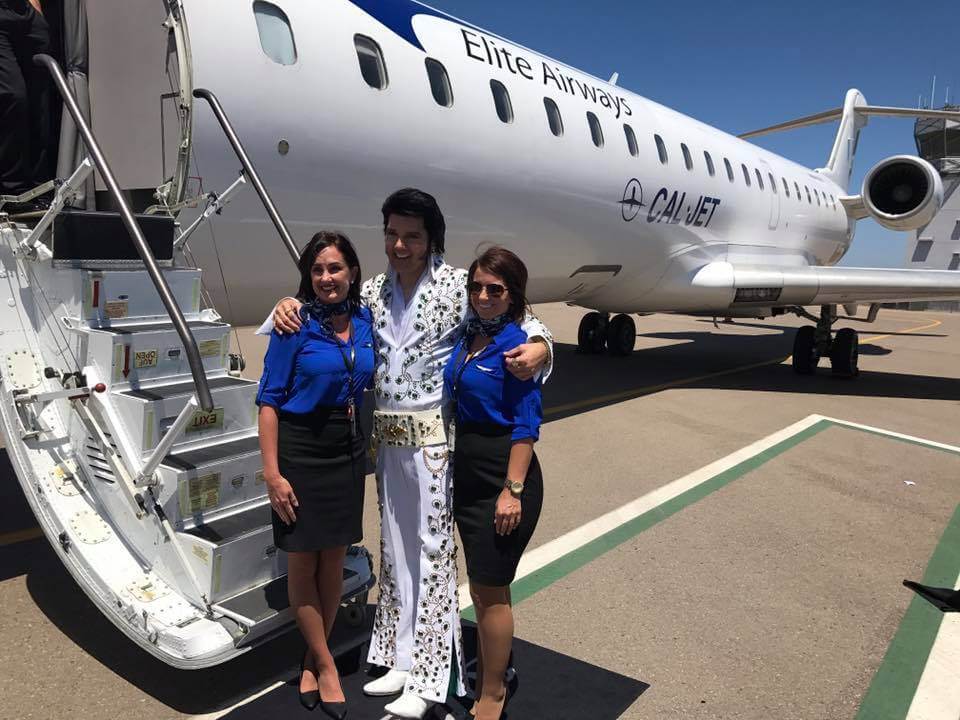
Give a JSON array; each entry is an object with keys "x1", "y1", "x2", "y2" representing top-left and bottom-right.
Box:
[
  {"x1": 547, "y1": 316, "x2": 943, "y2": 418},
  {"x1": 0, "y1": 527, "x2": 43, "y2": 547}
]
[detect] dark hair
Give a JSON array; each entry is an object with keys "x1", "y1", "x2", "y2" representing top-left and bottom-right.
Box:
[
  {"x1": 381, "y1": 187, "x2": 446, "y2": 255},
  {"x1": 295, "y1": 231, "x2": 362, "y2": 309},
  {"x1": 468, "y1": 246, "x2": 529, "y2": 323}
]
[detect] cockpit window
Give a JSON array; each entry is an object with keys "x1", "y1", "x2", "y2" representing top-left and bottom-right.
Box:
[
  {"x1": 355, "y1": 35, "x2": 389, "y2": 90},
  {"x1": 253, "y1": 2, "x2": 297, "y2": 66}
]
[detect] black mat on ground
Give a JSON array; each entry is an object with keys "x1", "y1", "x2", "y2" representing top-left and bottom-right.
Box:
[{"x1": 221, "y1": 622, "x2": 649, "y2": 719}]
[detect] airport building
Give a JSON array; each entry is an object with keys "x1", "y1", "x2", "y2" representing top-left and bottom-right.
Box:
[{"x1": 902, "y1": 107, "x2": 960, "y2": 310}]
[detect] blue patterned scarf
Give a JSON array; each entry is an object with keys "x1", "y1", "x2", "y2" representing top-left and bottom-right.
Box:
[
  {"x1": 465, "y1": 313, "x2": 512, "y2": 338},
  {"x1": 299, "y1": 298, "x2": 352, "y2": 333}
]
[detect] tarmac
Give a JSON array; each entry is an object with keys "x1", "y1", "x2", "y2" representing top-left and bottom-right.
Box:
[{"x1": 1, "y1": 305, "x2": 958, "y2": 720}]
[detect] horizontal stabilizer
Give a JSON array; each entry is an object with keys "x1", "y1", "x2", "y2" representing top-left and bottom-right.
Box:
[{"x1": 739, "y1": 105, "x2": 960, "y2": 140}]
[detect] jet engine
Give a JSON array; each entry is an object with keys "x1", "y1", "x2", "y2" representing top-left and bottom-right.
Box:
[{"x1": 861, "y1": 155, "x2": 943, "y2": 231}]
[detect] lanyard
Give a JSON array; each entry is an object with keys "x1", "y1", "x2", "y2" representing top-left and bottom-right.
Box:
[{"x1": 334, "y1": 321, "x2": 358, "y2": 436}]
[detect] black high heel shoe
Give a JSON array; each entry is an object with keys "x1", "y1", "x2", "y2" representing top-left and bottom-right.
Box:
[
  {"x1": 317, "y1": 697, "x2": 348, "y2": 719},
  {"x1": 299, "y1": 651, "x2": 320, "y2": 711}
]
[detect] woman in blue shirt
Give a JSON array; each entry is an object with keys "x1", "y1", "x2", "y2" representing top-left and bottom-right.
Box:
[
  {"x1": 257, "y1": 231, "x2": 374, "y2": 719},
  {"x1": 443, "y1": 246, "x2": 543, "y2": 720}
]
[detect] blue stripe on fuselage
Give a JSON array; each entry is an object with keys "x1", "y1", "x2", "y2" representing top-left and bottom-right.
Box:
[{"x1": 348, "y1": 0, "x2": 477, "y2": 51}]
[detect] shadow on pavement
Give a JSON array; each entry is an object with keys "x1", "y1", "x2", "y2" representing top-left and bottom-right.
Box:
[
  {"x1": 543, "y1": 328, "x2": 959, "y2": 422},
  {"x1": 222, "y1": 623, "x2": 649, "y2": 720}
]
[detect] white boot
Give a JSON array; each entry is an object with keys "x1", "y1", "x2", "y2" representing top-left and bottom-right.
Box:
[
  {"x1": 384, "y1": 692, "x2": 435, "y2": 719},
  {"x1": 363, "y1": 668, "x2": 409, "y2": 697}
]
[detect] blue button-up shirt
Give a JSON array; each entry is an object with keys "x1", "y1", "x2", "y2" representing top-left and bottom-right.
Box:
[
  {"x1": 443, "y1": 322, "x2": 542, "y2": 441},
  {"x1": 256, "y1": 307, "x2": 375, "y2": 414}
]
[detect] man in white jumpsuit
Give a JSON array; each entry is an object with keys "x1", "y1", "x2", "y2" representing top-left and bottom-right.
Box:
[{"x1": 270, "y1": 189, "x2": 551, "y2": 718}]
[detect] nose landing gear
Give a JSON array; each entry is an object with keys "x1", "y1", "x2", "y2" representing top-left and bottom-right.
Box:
[
  {"x1": 791, "y1": 305, "x2": 859, "y2": 378},
  {"x1": 577, "y1": 313, "x2": 637, "y2": 355}
]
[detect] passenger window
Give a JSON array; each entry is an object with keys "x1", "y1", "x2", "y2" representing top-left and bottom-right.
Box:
[
  {"x1": 655, "y1": 135, "x2": 668, "y2": 164},
  {"x1": 724, "y1": 158, "x2": 734, "y2": 182},
  {"x1": 587, "y1": 112, "x2": 604, "y2": 147},
  {"x1": 253, "y1": 1, "x2": 297, "y2": 66},
  {"x1": 355, "y1": 35, "x2": 388, "y2": 89},
  {"x1": 704, "y1": 151, "x2": 716, "y2": 177},
  {"x1": 624, "y1": 124, "x2": 639, "y2": 157},
  {"x1": 544, "y1": 97, "x2": 564, "y2": 137},
  {"x1": 815, "y1": 189, "x2": 821, "y2": 206},
  {"x1": 681, "y1": 144, "x2": 693, "y2": 170},
  {"x1": 742, "y1": 164, "x2": 751, "y2": 186},
  {"x1": 754, "y1": 168, "x2": 764, "y2": 190},
  {"x1": 768, "y1": 173, "x2": 777, "y2": 194},
  {"x1": 794, "y1": 181, "x2": 801, "y2": 200},
  {"x1": 782, "y1": 177, "x2": 790, "y2": 197},
  {"x1": 491, "y1": 80, "x2": 514, "y2": 123},
  {"x1": 425, "y1": 58, "x2": 453, "y2": 107},
  {"x1": 805, "y1": 186, "x2": 812, "y2": 203}
]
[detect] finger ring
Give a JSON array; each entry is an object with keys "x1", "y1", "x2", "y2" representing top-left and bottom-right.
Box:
[{"x1": 513, "y1": 359, "x2": 520, "y2": 368}]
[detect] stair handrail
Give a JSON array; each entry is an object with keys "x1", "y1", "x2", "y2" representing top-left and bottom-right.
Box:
[
  {"x1": 34, "y1": 54, "x2": 214, "y2": 411},
  {"x1": 192, "y1": 88, "x2": 300, "y2": 265}
]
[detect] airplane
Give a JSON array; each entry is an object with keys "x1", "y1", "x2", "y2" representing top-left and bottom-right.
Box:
[{"x1": 1, "y1": 0, "x2": 959, "y2": 671}]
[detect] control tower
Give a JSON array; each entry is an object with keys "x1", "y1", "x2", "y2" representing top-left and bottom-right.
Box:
[{"x1": 902, "y1": 107, "x2": 960, "y2": 309}]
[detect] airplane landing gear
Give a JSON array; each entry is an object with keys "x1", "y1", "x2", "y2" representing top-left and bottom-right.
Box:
[
  {"x1": 606, "y1": 314, "x2": 637, "y2": 356},
  {"x1": 577, "y1": 312, "x2": 608, "y2": 354},
  {"x1": 791, "y1": 306, "x2": 859, "y2": 378},
  {"x1": 577, "y1": 313, "x2": 636, "y2": 355}
]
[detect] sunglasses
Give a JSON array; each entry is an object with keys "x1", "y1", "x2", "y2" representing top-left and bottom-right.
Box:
[{"x1": 468, "y1": 282, "x2": 507, "y2": 298}]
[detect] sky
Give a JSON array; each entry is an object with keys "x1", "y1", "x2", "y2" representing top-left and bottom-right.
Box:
[{"x1": 428, "y1": 0, "x2": 957, "y2": 268}]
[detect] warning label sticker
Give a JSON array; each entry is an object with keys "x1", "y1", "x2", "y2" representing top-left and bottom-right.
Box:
[
  {"x1": 134, "y1": 349, "x2": 158, "y2": 369},
  {"x1": 104, "y1": 300, "x2": 128, "y2": 319},
  {"x1": 180, "y1": 472, "x2": 221, "y2": 514},
  {"x1": 199, "y1": 339, "x2": 222, "y2": 357}
]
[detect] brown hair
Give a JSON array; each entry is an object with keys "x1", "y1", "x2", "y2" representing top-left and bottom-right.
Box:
[
  {"x1": 295, "y1": 231, "x2": 362, "y2": 309},
  {"x1": 468, "y1": 246, "x2": 529, "y2": 323}
]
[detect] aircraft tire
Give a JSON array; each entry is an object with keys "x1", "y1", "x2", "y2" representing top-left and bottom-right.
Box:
[
  {"x1": 792, "y1": 326, "x2": 818, "y2": 374},
  {"x1": 606, "y1": 314, "x2": 636, "y2": 356},
  {"x1": 577, "y1": 312, "x2": 607, "y2": 354},
  {"x1": 829, "y1": 328, "x2": 859, "y2": 378}
]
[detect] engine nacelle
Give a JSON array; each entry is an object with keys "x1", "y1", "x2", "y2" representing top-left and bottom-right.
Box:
[{"x1": 862, "y1": 155, "x2": 943, "y2": 231}]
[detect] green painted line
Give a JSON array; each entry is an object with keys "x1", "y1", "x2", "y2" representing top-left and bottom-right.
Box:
[
  {"x1": 462, "y1": 419, "x2": 833, "y2": 621},
  {"x1": 855, "y1": 503, "x2": 960, "y2": 720},
  {"x1": 835, "y1": 424, "x2": 960, "y2": 458}
]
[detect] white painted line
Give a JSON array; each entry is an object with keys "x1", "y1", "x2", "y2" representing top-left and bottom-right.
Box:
[
  {"x1": 459, "y1": 413, "x2": 828, "y2": 610},
  {"x1": 191, "y1": 680, "x2": 285, "y2": 720},
  {"x1": 820, "y1": 416, "x2": 960, "y2": 455},
  {"x1": 905, "y1": 575, "x2": 960, "y2": 720}
]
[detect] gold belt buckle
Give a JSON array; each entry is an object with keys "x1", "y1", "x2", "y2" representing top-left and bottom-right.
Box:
[{"x1": 386, "y1": 423, "x2": 405, "y2": 441}]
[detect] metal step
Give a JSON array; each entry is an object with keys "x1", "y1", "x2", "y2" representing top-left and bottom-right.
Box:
[
  {"x1": 110, "y1": 375, "x2": 259, "y2": 457},
  {"x1": 82, "y1": 319, "x2": 230, "y2": 386},
  {"x1": 79, "y1": 268, "x2": 202, "y2": 324},
  {"x1": 212, "y1": 547, "x2": 374, "y2": 648},
  {"x1": 161, "y1": 434, "x2": 260, "y2": 472}
]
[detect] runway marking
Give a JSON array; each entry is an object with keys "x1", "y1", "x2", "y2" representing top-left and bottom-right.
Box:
[
  {"x1": 456, "y1": 413, "x2": 960, "y2": 720},
  {"x1": 545, "y1": 317, "x2": 942, "y2": 418},
  {"x1": 0, "y1": 527, "x2": 43, "y2": 547},
  {"x1": 458, "y1": 413, "x2": 832, "y2": 613},
  {"x1": 858, "y1": 505, "x2": 960, "y2": 720}
]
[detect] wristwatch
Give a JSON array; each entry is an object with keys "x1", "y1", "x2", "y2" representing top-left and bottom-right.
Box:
[{"x1": 505, "y1": 479, "x2": 524, "y2": 497}]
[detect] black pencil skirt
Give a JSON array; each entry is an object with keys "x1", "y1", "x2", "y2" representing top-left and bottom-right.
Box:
[
  {"x1": 453, "y1": 423, "x2": 543, "y2": 587},
  {"x1": 274, "y1": 409, "x2": 365, "y2": 552}
]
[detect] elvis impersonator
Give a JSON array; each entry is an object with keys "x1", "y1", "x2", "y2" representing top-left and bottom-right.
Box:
[{"x1": 265, "y1": 188, "x2": 552, "y2": 718}]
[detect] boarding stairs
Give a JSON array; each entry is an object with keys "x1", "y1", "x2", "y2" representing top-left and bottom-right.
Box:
[{"x1": 0, "y1": 57, "x2": 373, "y2": 668}]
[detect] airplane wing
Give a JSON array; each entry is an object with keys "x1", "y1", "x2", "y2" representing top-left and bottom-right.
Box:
[{"x1": 691, "y1": 262, "x2": 960, "y2": 307}]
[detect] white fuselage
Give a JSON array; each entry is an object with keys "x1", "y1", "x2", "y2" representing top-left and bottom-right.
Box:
[{"x1": 179, "y1": 0, "x2": 851, "y2": 323}]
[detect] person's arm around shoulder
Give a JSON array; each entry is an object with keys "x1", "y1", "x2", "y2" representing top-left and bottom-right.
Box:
[
  {"x1": 256, "y1": 329, "x2": 304, "y2": 525},
  {"x1": 504, "y1": 312, "x2": 554, "y2": 382}
]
